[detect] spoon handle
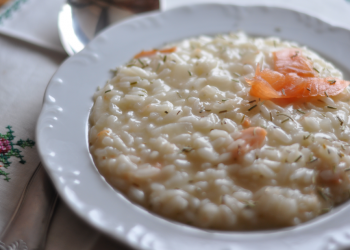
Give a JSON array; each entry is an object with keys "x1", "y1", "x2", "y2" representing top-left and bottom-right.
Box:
[{"x1": 0, "y1": 163, "x2": 58, "y2": 250}]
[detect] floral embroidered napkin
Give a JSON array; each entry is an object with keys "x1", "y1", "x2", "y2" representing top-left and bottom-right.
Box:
[{"x1": 0, "y1": 32, "x2": 65, "y2": 233}]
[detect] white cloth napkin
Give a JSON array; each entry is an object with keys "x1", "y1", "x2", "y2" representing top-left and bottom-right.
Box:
[
  {"x1": 0, "y1": 0, "x2": 350, "y2": 249},
  {"x1": 0, "y1": 0, "x2": 66, "y2": 53}
]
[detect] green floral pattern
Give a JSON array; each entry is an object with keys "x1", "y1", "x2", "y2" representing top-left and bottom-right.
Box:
[
  {"x1": 0, "y1": 0, "x2": 28, "y2": 25},
  {"x1": 0, "y1": 126, "x2": 35, "y2": 181}
]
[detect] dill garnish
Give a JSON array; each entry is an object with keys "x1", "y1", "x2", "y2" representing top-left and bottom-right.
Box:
[
  {"x1": 105, "y1": 90, "x2": 111, "y2": 93},
  {"x1": 177, "y1": 110, "x2": 181, "y2": 115},
  {"x1": 304, "y1": 134, "x2": 311, "y2": 140},
  {"x1": 296, "y1": 109, "x2": 305, "y2": 114},
  {"x1": 327, "y1": 105, "x2": 337, "y2": 109},
  {"x1": 182, "y1": 147, "x2": 193, "y2": 153},
  {"x1": 270, "y1": 112, "x2": 273, "y2": 121},
  {"x1": 137, "y1": 59, "x2": 145, "y2": 67},
  {"x1": 130, "y1": 82, "x2": 137, "y2": 85},
  {"x1": 313, "y1": 67, "x2": 320, "y2": 73},
  {"x1": 306, "y1": 88, "x2": 311, "y2": 91},
  {"x1": 163, "y1": 55, "x2": 167, "y2": 62},
  {"x1": 282, "y1": 89, "x2": 286, "y2": 96},
  {"x1": 325, "y1": 91, "x2": 329, "y2": 97},
  {"x1": 156, "y1": 63, "x2": 160, "y2": 72},
  {"x1": 294, "y1": 155, "x2": 302, "y2": 162},
  {"x1": 164, "y1": 111, "x2": 168, "y2": 114},
  {"x1": 249, "y1": 100, "x2": 256, "y2": 103},
  {"x1": 291, "y1": 51, "x2": 299, "y2": 59},
  {"x1": 277, "y1": 113, "x2": 295, "y2": 122},
  {"x1": 188, "y1": 71, "x2": 192, "y2": 76},
  {"x1": 317, "y1": 187, "x2": 328, "y2": 201},
  {"x1": 177, "y1": 92, "x2": 182, "y2": 98},
  {"x1": 138, "y1": 94, "x2": 144, "y2": 96},
  {"x1": 336, "y1": 116, "x2": 344, "y2": 126},
  {"x1": 248, "y1": 105, "x2": 257, "y2": 111},
  {"x1": 241, "y1": 115, "x2": 246, "y2": 123},
  {"x1": 234, "y1": 73, "x2": 241, "y2": 77},
  {"x1": 219, "y1": 110, "x2": 227, "y2": 114},
  {"x1": 244, "y1": 201, "x2": 255, "y2": 208},
  {"x1": 231, "y1": 79, "x2": 239, "y2": 82},
  {"x1": 281, "y1": 118, "x2": 290, "y2": 123},
  {"x1": 222, "y1": 99, "x2": 227, "y2": 102},
  {"x1": 308, "y1": 158, "x2": 318, "y2": 164},
  {"x1": 328, "y1": 79, "x2": 336, "y2": 85}
]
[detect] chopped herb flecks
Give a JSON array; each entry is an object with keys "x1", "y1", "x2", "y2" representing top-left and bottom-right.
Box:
[
  {"x1": 137, "y1": 59, "x2": 145, "y2": 67},
  {"x1": 304, "y1": 134, "x2": 311, "y2": 140},
  {"x1": 241, "y1": 115, "x2": 246, "y2": 123},
  {"x1": 294, "y1": 155, "x2": 302, "y2": 162},
  {"x1": 105, "y1": 90, "x2": 111, "y2": 93},
  {"x1": 327, "y1": 106, "x2": 337, "y2": 109},
  {"x1": 308, "y1": 158, "x2": 318, "y2": 164},
  {"x1": 313, "y1": 67, "x2": 320, "y2": 73},
  {"x1": 182, "y1": 147, "x2": 193, "y2": 153},
  {"x1": 328, "y1": 79, "x2": 336, "y2": 85},
  {"x1": 296, "y1": 109, "x2": 305, "y2": 114},
  {"x1": 248, "y1": 105, "x2": 257, "y2": 111},
  {"x1": 291, "y1": 51, "x2": 299, "y2": 59},
  {"x1": 337, "y1": 116, "x2": 344, "y2": 126}
]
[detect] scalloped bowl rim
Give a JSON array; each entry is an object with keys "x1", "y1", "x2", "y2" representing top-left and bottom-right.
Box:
[{"x1": 37, "y1": 4, "x2": 350, "y2": 250}]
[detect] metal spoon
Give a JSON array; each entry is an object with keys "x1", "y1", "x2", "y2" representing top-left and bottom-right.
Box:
[{"x1": 58, "y1": 0, "x2": 161, "y2": 56}]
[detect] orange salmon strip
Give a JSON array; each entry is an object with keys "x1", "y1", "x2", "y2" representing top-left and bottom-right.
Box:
[
  {"x1": 247, "y1": 49, "x2": 350, "y2": 99},
  {"x1": 134, "y1": 47, "x2": 177, "y2": 58},
  {"x1": 274, "y1": 48, "x2": 317, "y2": 77},
  {"x1": 232, "y1": 127, "x2": 267, "y2": 158}
]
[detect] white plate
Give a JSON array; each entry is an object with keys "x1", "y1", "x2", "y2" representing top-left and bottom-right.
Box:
[{"x1": 37, "y1": 4, "x2": 350, "y2": 250}]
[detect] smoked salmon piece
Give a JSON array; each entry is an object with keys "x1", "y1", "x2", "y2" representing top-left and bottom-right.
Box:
[
  {"x1": 232, "y1": 127, "x2": 267, "y2": 158},
  {"x1": 247, "y1": 66, "x2": 282, "y2": 99},
  {"x1": 134, "y1": 47, "x2": 177, "y2": 58},
  {"x1": 247, "y1": 48, "x2": 350, "y2": 99},
  {"x1": 273, "y1": 48, "x2": 317, "y2": 77}
]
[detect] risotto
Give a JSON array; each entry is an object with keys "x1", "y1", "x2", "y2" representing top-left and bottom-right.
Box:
[{"x1": 89, "y1": 32, "x2": 350, "y2": 230}]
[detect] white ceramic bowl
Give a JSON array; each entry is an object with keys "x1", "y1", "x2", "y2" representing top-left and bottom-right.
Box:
[{"x1": 37, "y1": 4, "x2": 350, "y2": 250}]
